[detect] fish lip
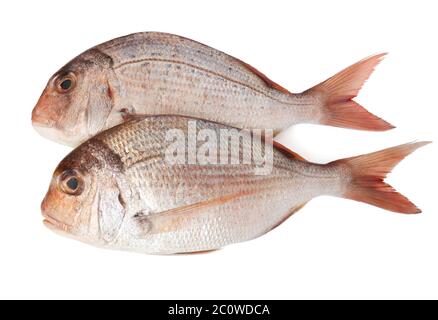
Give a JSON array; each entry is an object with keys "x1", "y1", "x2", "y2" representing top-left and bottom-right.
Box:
[
  {"x1": 42, "y1": 213, "x2": 72, "y2": 233},
  {"x1": 43, "y1": 215, "x2": 98, "y2": 245},
  {"x1": 32, "y1": 123, "x2": 79, "y2": 147},
  {"x1": 31, "y1": 106, "x2": 54, "y2": 128},
  {"x1": 42, "y1": 218, "x2": 77, "y2": 240},
  {"x1": 43, "y1": 218, "x2": 58, "y2": 230},
  {"x1": 32, "y1": 121, "x2": 51, "y2": 129}
]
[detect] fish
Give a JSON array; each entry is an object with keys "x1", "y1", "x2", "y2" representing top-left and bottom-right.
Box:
[
  {"x1": 32, "y1": 32, "x2": 393, "y2": 147},
  {"x1": 40, "y1": 115, "x2": 427, "y2": 254}
]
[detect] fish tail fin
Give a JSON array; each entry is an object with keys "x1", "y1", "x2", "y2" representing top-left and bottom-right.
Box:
[
  {"x1": 331, "y1": 141, "x2": 430, "y2": 213},
  {"x1": 306, "y1": 53, "x2": 394, "y2": 131}
]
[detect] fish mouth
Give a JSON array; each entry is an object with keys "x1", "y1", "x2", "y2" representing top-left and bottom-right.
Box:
[
  {"x1": 42, "y1": 213, "x2": 72, "y2": 234},
  {"x1": 32, "y1": 123, "x2": 79, "y2": 147},
  {"x1": 32, "y1": 107, "x2": 76, "y2": 146},
  {"x1": 42, "y1": 214, "x2": 98, "y2": 244},
  {"x1": 32, "y1": 105, "x2": 55, "y2": 127}
]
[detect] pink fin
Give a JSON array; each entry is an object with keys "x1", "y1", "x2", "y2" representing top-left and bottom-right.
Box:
[
  {"x1": 236, "y1": 58, "x2": 293, "y2": 95},
  {"x1": 144, "y1": 191, "x2": 257, "y2": 234},
  {"x1": 306, "y1": 53, "x2": 394, "y2": 131},
  {"x1": 121, "y1": 112, "x2": 148, "y2": 122},
  {"x1": 176, "y1": 249, "x2": 220, "y2": 255},
  {"x1": 273, "y1": 141, "x2": 307, "y2": 161},
  {"x1": 332, "y1": 141, "x2": 430, "y2": 213},
  {"x1": 261, "y1": 202, "x2": 308, "y2": 236}
]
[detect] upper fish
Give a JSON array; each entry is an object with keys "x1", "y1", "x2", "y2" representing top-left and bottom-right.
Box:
[{"x1": 32, "y1": 32, "x2": 393, "y2": 146}]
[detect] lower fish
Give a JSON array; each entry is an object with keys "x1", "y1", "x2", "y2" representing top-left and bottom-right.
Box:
[{"x1": 41, "y1": 115, "x2": 427, "y2": 254}]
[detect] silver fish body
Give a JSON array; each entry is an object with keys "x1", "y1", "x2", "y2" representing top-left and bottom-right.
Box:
[
  {"x1": 32, "y1": 32, "x2": 392, "y2": 146},
  {"x1": 41, "y1": 115, "x2": 424, "y2": 254},
  {"x1": 99, "y1": 32, "x2": 317, "y2": 129}
]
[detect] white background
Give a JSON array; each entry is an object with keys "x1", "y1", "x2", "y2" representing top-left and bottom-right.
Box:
[{"x1": 0, "y1": 0, "x2": 437, "y2": 299}]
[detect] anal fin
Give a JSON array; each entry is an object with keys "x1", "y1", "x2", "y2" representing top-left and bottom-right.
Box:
[{"x1": 261, "y1": 202, "x2": 308, "y2": 237}]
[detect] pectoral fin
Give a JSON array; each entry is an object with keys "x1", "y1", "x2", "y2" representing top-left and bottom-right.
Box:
[
  {"x1": 121, "y1": 112, "x2": 148, "y2": 122},
  {"x1": 133, "y1": 191, "x2": 256, "y2": 235}
]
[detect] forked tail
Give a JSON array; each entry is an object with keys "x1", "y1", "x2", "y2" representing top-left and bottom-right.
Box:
[
  {"x1": 305, "y1": 53, "x2": 394, "y2": 131},
  {"x1": 331, "y1": 142, "x2": 430, "y2": 213}
]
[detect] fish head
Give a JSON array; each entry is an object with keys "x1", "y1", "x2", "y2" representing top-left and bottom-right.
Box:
[
  {"x1": 32, "y1": 49, "x2": 117, "y2": 147},
  {"x1": 41, "y1": 139, "x2": 126, "y2": 245}
]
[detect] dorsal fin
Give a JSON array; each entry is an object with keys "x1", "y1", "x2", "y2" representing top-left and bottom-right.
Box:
[
  {"x1": 236, "y1": 58, "x2": 293, "y2": 95},
  {"x1": 273, "y1": 141, "x2": 307, "y2": 161}
]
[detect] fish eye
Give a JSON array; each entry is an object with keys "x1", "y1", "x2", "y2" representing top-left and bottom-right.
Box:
[
  {"x1": 58, "y1": 169, "x2": 84, "y2": 196},
  {"x1": 55, "y1": 72, "x2": 76, "y2": 93},
  {"x1": 66, "y1": 177, "x2": 78, "y2": 190},
  {"x1": 60, "y1": 79, "x2": 72, "y2": 90}
]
